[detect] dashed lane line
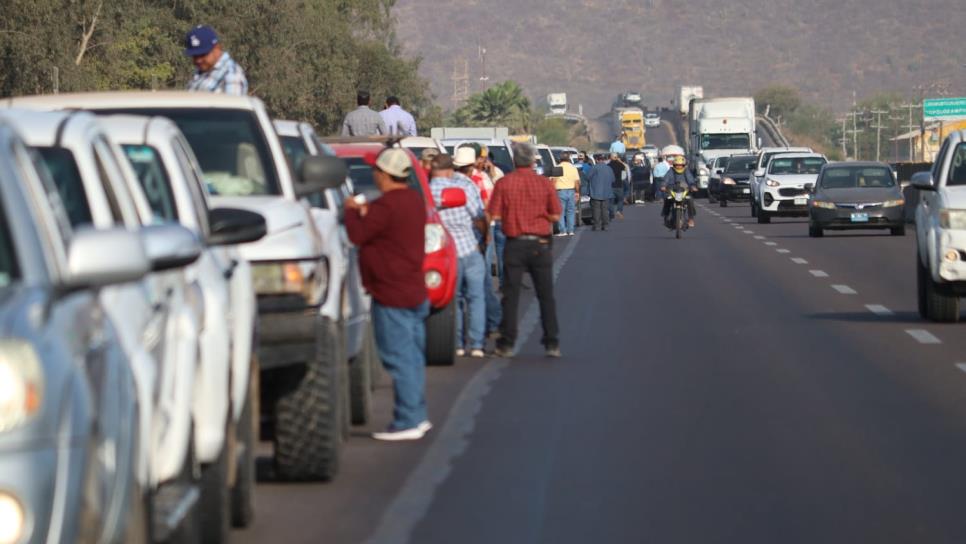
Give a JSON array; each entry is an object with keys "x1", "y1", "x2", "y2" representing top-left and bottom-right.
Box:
[
  {"x1": 906, "y1": 329, "x2": 942, "y2": 345},
  {"x1": 765, "y1": 242, "x2": 778, "y2": 246},
  {"x1": 810, "y1": 270, "x2": 829, "y2": 278},
  {"x1": 866, "y1": 304, "x2": 894, "y2": 316},
  {"x1": 776, "y1": 249, "x2": 790, "y2": 254},
  {"x1": 956, "y1": 363, "x2": 966, "y2": 374},
  {"x1": 791, "y1": 258, "x2": 808, "y2": 264},
  {"x1": 754, "y1": 236, "x2": 766, "y2": 240},
  {"x1": 832, "y1": 285, "x2": 858, "y2": 295}
]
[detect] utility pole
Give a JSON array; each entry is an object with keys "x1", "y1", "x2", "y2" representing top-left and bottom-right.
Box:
[
  {"x1": 898, "y1": 102, "x2": 920, "y2": 161},
  {"x1": 839, "y1": 116, "x2": 848, "y2": 158},
  {"x1": 869, "y1": 109, "x2": 888, "y2": 162},
  {"x1": 848, "y1": 108, "x2": 864, "y2": 161},
  {"x1": 477, "y1": 43, "x2": 489, "y2": 91}
]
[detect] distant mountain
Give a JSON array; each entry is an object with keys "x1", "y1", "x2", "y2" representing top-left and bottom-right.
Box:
[{"x1": 392, "y1": 0, "x2": 965, "y2": 116}]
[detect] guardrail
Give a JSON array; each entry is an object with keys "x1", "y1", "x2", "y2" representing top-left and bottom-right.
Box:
[{"x1": 757, "y1": 115, "x2": 790, "y2": 147}]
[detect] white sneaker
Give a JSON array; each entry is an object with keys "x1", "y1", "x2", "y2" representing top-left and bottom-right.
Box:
[
  {"x1": 456, "y1": 348, "x2": 466, "y2": 357},
  {"x1": 470, "y1": 349, "x2": 485, "y2": 358},
  {"x1": 373, "y1": 426, "x2": 427, "y2": 441},
  {"x1": 418, "y1": 420, "x2": 433, "y2": 433}
]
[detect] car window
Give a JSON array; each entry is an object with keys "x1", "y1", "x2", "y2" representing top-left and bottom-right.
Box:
[
  {"x1": 0, "y1": 192, "x2": 20, "y2": 288},
  {"x1": 932, "y1": 139, "x2": 950, "y2": 181},
  {"x1": 345, "y1": 158, "x2": 376, "y2": 195},
  {"x1": 701, "y1": 134, "x2": 750, "y2": 150},
  {"x1": 949, "y1": 144, "x2": 966, "y2": 187},
  {"x1": 97, "y1": 107, "x2": 281, "y2": 197},
  {"x1": 769, "y1": 157, "x2": 826, "y2": 175},
  {"x1": 36, "y1": 147, "x2": 93, "y2": 227},
  {"x1": 538, "y1": 148, "x2": 555, "y2": 168},
  {"x1": 279, "y1": 135, "x2": 310, "y2": 176},
  {"x1": 12, "y1": 141, "x2": 72, "y2": 248},
  {"x1": 725, "y1": 156, "x2": 757, "y2": 173},
  {"x1": 487, "y1": 145, "x2": 514, "y2": 173},
  {"x1": 122, "y1": 145, "x2": 178, "y2": 223},
  {"x1": 820, "y1": 167, "x2": 895, "y2": 189}
]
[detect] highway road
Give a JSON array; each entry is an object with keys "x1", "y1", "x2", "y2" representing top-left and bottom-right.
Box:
[{"x1": 235, "y1": 200, "x2": 966, "y2": 543}]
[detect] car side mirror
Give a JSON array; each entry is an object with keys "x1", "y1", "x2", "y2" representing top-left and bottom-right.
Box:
[
  {"x1": 714, "y1": 168, "x2": 724, "y2": 175},
  {"x1": 546, "y1": 166, "x2": 564, "y2": 178},
  {"x1": 755, "y1": 168, "x2": 765, "y2": 178},
  {"x1": 140, "y1": 224, "x2": 202, "y2": 272},
  {"x1": 64, "y1": 227, "x2": 149, "y2": 289},
  {"x1": 208, "y1": 207, "x2": 267, "y2": 246},
  {"x1": 439, "y1": 187, "x2": 466, "y2": 209},
  {"x1": 910, "y1": 171, "x2": 936, "y2": 191},
  {"x1": 295, "y1": 155, "x2": 347, "y2": 197}
]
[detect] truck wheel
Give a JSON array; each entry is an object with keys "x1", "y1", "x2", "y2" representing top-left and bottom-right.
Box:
[
  {"x1": 349, "y1": 322, "x2": 375, "y2": 425},
  {"x1": 230, "y1": 359, "x2": 258, "y2": 528},
  {"x1": 425, "y1": 299, "x2": 456, "y2": 366},
  {"x1": 921, "y1": 257, "x2": 960, "y2": 322},
  {"x1": 757, "y1": 210, "x2": 771, "y2": 224},
  {"x1": 199, "y1": 442, "x2": 230, "y2": 544},
  {"x1": 273, "y1": 319, "x2": 344, "y2": 481}
]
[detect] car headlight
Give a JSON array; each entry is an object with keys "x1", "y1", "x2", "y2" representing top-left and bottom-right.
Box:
[
  {"x1": 698, "y1": 168, "x2": 709, "y2": 176},
  {"x1": 881, "y1": 199, "x2": 905, "y2": 208},
  {"x1": 0, "y1": 492, "x2": 26, "y2": 544},
  {"x1": 0, "y1": 340, "x2": 44, "y2": 433},
  {"x1": 939, "y1": 209, "x2": 966, "y2": 230},
  {"x1": 425, "y1": 224, "x2": 446, "y2": 254},
  {"x1": 765, "y1": 178, "x2": 781, "y2": 187},
  {"x1": 722, "y1": 177, "x2": 736, "y2": 185},
  {"x1": 811, "y1": 200, "x2": 836, "y2": 209},
  {"x1": 252, "y1": 260, "x2": 328, "y2": 303}
]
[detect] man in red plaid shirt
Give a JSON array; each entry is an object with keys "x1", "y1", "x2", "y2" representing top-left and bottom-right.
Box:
[{"x1": 487, "y1": 141, "x2": 563, "y2": 358}]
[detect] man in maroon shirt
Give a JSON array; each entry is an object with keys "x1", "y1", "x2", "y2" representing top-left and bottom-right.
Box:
[
  {"x1": 344, "y1": 148, "x2": 431, "y2": 440},
  {"x1": 487, "y1": 141, "x2": 563, "y2": 358}
]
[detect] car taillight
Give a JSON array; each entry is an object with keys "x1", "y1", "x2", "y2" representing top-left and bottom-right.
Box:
[{"x1": 425, "y1": 224, "x2": 446, "y2": 253}]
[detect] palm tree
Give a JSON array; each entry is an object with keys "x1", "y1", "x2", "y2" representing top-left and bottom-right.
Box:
[{"x1": 452, "y1": 81, "x2": 533, "y2": 132}]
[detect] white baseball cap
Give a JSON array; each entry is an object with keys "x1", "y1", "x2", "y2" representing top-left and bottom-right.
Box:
[
  {"x1": 452, "y1": 147, "x2": 477, "y2": 168},
  {"x1": 373, "y1": 148, "x2": 413, "y2": 178}
]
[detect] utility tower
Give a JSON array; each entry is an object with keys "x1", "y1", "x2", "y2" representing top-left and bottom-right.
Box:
[
  {"x1": 478, "y1": 43, "x2": 490, "y2": 91},
  {"x1": 451, "y1": 57, "x2": 469, "y2": 110}
]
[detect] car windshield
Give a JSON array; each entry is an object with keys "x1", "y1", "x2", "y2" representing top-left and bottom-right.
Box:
[
  {"x1": 715, "y1": 157, "x2": 730, "y2": 168},
  {"x1": 949, "y1": 144, "x2": 966, "y2": 187},
  {"x1": 97, "y1": 108, "x2": 281, "y2": 197},
  {"x1": 701, "y1": 133, "x2": 751, "y2": 150},
  {"x1": 279, "y1": 135, "x2": 310, "y2": 175},
  {"x1": 725, "y1": 156, "x2": 758, "y2": 173},
  {"x1": 0, "y1": 194, "x2": 20, "y2": 288},
  {"x1": 121, "y1": 145, "x2": 178, "y2": 222},
  {"x1": 345, "y1": 157, "x2": 376, "y2": 195},
  {"x1": 36, "y1": 147, "x2": 93, "y2": 227},
  {"x1": 769, "y1": 157, "x2": 827, "y2": 175},
  {"x1": 820, "y1": 166, "x2": 896, "y2": 189}
]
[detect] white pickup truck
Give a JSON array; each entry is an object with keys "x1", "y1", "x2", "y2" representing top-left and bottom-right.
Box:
[{"x1": 913, "y1": 129, "x2": 966, "y2": 322}]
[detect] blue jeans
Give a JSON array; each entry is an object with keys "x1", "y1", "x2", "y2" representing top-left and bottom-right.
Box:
[
  {"x1": 610, "y1": 187, "x2": 625, "y2": 219},
  {"x1": 556, "y1": 189, "x2": 576, "y2": 234},
  {"x1": 492, "y1": 221, "x2": 506, "y2": 288},
  {"x1": 456, "y1": 252, "x2": 486, "y2": 350},
  {"x1": 484, "y1": 239, "x2": 502, "y2": 334},
  {"x1": 372, "y1": 300, "x2": 430, "y2": 430}
]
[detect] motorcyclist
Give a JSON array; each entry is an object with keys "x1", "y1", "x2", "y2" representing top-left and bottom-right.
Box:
[{"x1": 661, "y1": 155, "x2": 698, "y2": 228}]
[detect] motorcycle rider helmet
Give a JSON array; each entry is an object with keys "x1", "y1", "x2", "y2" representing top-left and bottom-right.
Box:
[{"x1": 672, "y1": 155, "x2": 687, "y2": 173}]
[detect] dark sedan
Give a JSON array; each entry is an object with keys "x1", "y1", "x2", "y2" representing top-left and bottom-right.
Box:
[
  {"x1": 808, "y1": 162, "x2": 905, "y2": 237},
  {"x1": 712, "y1": 154, "x2": 757, "y2": 207}
]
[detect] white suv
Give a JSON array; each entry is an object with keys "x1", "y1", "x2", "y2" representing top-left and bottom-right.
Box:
[
  {"x1": 755, "y1": 152, "x2": 828, "y2": 224},
  {"x1": 5, "y1": 92, "x2": 352, "y2": 482},
  {"x1": 914, "y1": 129, "x2": 966, "y2": 322},
  {"x1": 750, "y1": 146, "x2": 812, "y2": 217}
]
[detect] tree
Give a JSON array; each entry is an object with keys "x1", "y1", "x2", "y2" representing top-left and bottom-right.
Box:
[
  {"x1": 450, "y1": 81, "x2": 532, "y2": 133},
  {"x1": 754, "y1": 85, "x2": 802, "y2": 120}
]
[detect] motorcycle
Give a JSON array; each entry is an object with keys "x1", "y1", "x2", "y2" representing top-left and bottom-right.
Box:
[{"x1": 664, "y1": 182, "x2": 693, "y2": 239}]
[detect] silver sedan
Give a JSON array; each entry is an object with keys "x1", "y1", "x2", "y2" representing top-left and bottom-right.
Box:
[{"x1": 808, "y1": 162, "x2": 906, "y2": 237}]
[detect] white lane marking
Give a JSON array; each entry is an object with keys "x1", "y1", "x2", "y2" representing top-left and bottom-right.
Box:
[
  {"x1": 865, "y1": 304, "x2": 894, "y2": 316},
  {"x1": 791, "y1": 258, "x2": 808, "y2": 264},
  {"x1": 776, "y1": 249, "x2": 790, "y2": 254},
  {"x1": 765, "y1": 242, "x2": 778, "y2": 246},
  {"x1": 956, "y1": 363, "x2": 966, "y2": 374},
  {"x1": 754, "y1": 235, "x2": 766, "y2": 240},
  {"x1": 832, "y1": 284, "x2": 857, "y2": 295},
  {"x1": 744, "y1": 231, "x2": 755, "y2": 235},
  {"x1": 906, "y1": 329, "x2": 942, "y2": 345},
  {"x1": 365, "y1": 230, "x2": 583, "y2": 544},
  {"x1": 810, "y1": 270, "x2": 829, "y2": 277}
]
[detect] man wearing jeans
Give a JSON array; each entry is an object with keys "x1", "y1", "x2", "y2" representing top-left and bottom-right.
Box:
[
  {"x1": 488, "y1": 141, "x2": 563, "y2": 358},
  {"x1": 553, "y1": 152, "x2": 580, "y2": 236},
  {"x1": 344, "y1": 148, "x2": 430, "y2": 441},
  {"x1": 429, "y1": 154, "x2": 488, "y2": 358},
  {"x1": 587, "y1": 155, "x2": 616, "y2": 231}
]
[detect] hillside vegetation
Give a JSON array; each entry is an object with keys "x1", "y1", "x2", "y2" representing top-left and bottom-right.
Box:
[{"x1": 393, "y1": 0, "x2": 965, "y2": 116}]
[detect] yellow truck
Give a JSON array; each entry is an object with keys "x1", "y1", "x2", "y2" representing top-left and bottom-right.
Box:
[{"x1": 614, "y1": 108, "x2": 646, "y2": 151}]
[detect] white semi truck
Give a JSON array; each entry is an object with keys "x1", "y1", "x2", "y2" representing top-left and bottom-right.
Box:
[
  {"x1": 678, "y1": 85, "x2": 704, "y2": 117},
  {"x1": 688, "y1": 96, "x2": 757, "y2": 171},
  {"x1": 547, "y1": 93, "x2": 568, "y2": 115}
]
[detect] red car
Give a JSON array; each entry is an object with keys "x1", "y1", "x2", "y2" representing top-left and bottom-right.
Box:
[{"x1": 330, "y1": 142, "x2": 460, "y2": 365}]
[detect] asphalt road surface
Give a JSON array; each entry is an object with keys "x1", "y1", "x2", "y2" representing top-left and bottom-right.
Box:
[{"x1": 236, "y1": 201, "x2": 966, "y2": 543}]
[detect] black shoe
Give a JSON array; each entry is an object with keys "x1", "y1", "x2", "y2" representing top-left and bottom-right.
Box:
[{"x1": 494, "y1": 343, "x2": 514, "y2": 358}]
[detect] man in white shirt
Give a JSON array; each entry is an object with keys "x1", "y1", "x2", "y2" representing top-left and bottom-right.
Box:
[{"x1": 380, "y1": 96, "x2": 417, "y2": 136}]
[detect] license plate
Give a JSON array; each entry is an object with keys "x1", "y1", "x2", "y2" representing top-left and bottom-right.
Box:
[
  {"x1": 794, "y1": 197, "x2": 808, "y2": 206},
  {"x1": 742, "y1": 188, "x2": 750, "y2": 194},
  {"x1": 851, "y1": 212, "x2": 869, "y2": 223}
]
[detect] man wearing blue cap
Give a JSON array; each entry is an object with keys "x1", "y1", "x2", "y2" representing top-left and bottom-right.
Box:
[{"x1": 184, "y1": 25, "x2": 248, "y2": 96}]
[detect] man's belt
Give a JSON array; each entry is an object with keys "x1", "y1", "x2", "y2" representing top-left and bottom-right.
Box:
[{"x1": 511, "y1": 234, "x2": 550, "y2": 241}]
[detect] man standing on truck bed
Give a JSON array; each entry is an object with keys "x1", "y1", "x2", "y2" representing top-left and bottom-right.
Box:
[
  {"x1": 341, "y1": 90, "x2": 388, "y2": 137},
  {"x1": 380, "y1": 96, "x2": 417, "y2": 136},
  {"x1": 184, "y1": 25, "x2": 248, "y2": 95},
  {"x1": 344, "y1": 148, "x2": 431, "y2": 441}
]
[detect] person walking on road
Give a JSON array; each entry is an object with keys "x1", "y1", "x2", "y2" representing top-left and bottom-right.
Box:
[
  {"x1": 380, "y1": 96, "x2": 417, "y2": 136},
  {"x1": 631, "y1": 154, "x2": 651, "y2": 202},
  {"x1": 587, "y1": 154, "x2": 616, "y2": 231},
  {"x1": 429, "y1": 154, "x2": 488, "y2": 358},
  {"x1": 341, "y1": 90, "x2": 388, "y2": 137},
  {"x1": 609, "y1": 138, "x2": 626, "y2": 155},
  {"x1": 344, "y1": 148, "x2": 430, "y2": 441},
  {"x1": 553, "y1": 151, "x2": 580, "y2": 236},
  {"x1": 184, "y1": 25, "x2": 248, "y2": 95},
  {"x1": 608, "y1": 153, "x2": 629, "y2": 220},
  {"x1": 488, "y1": 141, "x2": 562, "y2": 358}
]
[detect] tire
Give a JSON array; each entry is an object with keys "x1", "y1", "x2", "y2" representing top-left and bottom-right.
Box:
[
  {"x1": 920, "y1": 256, "x2": 960, "y2": 322},
  {"x1": 708, "y1": 192, "x2": 717, "y2": 204},
  {"x1": 230, "y1": 359, "x2": 258, "y2": 528},
  {"x1": 757, "y1": 210, "x2": 771, "y2": 224},
  {"x1": 425, "y1": 299, "x2": 456, "y2": 366},
  {"x1": 349, "y1": 322, "x2": 375, "y2": 425},
  {"x1": 891, "y1": 225, "x2": 906, "y2": 236},
  {"x1": 675, "y1": 209, "x2": 683, "y2": 239},
  {"x1": 273, "y1": 319, "x2": 345, "y2": 481},
  {"x1": 199, "y1": 442, "x2": 230, "y2": 544},
  {"x1": 751, "y1": 199, "x2": 758, "y2": 217},
  {"x1": 808, "y1": 222, "x2": 823, "y2": 238},
  {"x1": 917, "y1": 255, "x2": 929, "y2": 319}
]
